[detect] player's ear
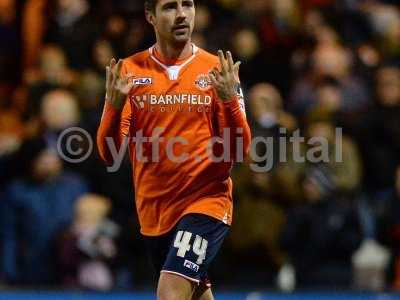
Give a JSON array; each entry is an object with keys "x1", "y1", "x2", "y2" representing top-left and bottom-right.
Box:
[{"x1": 145, "y1": 10, "x2": 156, "y2": 26}]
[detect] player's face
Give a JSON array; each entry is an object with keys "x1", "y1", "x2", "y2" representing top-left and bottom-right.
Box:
[{"x1": 151, "y1": 0, "x2": 195, "y2": 45}]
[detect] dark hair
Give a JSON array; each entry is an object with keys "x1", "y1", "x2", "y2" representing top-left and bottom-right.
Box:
[{"x1": 144, "y1": 0, "x2": 157, "y2": 13}]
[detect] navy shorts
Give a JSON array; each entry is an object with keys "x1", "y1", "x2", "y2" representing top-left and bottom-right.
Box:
[{"x1": 144, "y1": 213, "x2": 229, "y2": 286}]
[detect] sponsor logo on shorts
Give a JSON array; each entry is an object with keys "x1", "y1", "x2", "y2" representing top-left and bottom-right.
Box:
[{"x1": 183, "y1": 260, "x2": 200, "y2": 272}]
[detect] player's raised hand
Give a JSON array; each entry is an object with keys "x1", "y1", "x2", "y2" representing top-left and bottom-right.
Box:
[
  {"x1": 209, "y1": 50, "x2": 241, "y2": 102},
  {"x1": 105, "y1": 58, "x2": 135, "y2": 110}
]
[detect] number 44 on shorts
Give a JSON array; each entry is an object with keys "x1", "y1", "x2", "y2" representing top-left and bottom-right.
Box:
[{"x1": 174, "y1": 231, "x2": 208, "y2": 265}]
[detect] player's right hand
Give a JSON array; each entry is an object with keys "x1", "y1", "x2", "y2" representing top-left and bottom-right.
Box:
[{"x1": 105, "y1": 58, "x2": 135, "y2": 110}]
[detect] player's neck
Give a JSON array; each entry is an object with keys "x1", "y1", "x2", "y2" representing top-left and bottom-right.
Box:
[{"x1": 155, "y1": 40, "x2": 193, "y2": 64}]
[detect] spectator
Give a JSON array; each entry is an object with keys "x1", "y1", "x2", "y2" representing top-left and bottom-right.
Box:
[
  {"x1": 45, "y1": 0, "x2": 99, "y2": 70},
  {"x1": 281, "y1": 164, "x2": 362, "y2": 287},
  {"x1": 228, "y1": 162, "x2": 286, "y2": 286},
  {"x1": 92, "y1": 39, "x2": 115, "y2": 76},
  {"x1": 39, "y1": 89, "x2": 81, "y2": 158},
  {"x1": 361, "y1": 2, "x2": 400, "y2": 62},
  {"x1": 355, "y1": 65, "x2": 400, "y2": 193},
  {"x1": 290, "y1": 43, "x2": 370, "y2": 117},
  {"x1": 246, "y1": 83, "x2": 306, "y2": 204},
  {"x1": 231, "y1": 28, "x2": 267, "y2": 88},
  {"x1": 305, "y1": 121, "x2": 362, "y2": 194},
  {"x1": 0, "y1": 137, "x2": 88, "y2": 285},
  {"x1": 248, "y1": 83, "x2": 297, "y2": 172},
  {"x1": 376, "y1": 165, "x2": 400, "y2": 290},
  {"x1": 26, "y1": 45, "x2": 75, "y2": 119},
  {"x1": 57, "y1": 193, "x2": 119, "y2": 291}
]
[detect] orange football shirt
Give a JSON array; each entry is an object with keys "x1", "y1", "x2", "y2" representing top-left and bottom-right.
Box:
[{"x1": 97, "y1": 44, "x2": 251, "y2": 236}]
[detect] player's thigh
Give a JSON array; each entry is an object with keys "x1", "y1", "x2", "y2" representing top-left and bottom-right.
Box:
[
  {"x1": 157, "y1": 272, "x2": 214, "y2": 300},
  {"x1": 157, "y1": 271, "x2": 194, "y2": 300},
  {"x1": 161, "y1": 213, "x2": 229, "y2": 285},
  {"x1": 192, "y1": 285, "x2": 214, "y2": 300}
]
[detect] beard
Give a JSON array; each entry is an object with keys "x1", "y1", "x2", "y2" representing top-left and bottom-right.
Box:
[{"x1": 171, "y1": 27, "x2": 192, "y2": 45}]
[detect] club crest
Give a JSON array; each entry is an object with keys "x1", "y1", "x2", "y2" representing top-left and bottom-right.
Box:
[{"x1": 195, "y1": 74, "x2": 212, "y2": 91}]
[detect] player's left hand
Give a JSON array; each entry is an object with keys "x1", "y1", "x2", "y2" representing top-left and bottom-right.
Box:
[{"x1": 209, "y1": 50, "x2": 241, "y2": 102}]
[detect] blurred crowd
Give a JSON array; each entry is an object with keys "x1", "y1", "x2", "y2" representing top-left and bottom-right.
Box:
[{"x1": 0, "y1": 0, "x2": 400, "y2": 292}]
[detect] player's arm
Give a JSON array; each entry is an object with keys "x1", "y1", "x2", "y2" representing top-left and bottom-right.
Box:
[
  {"x1": 209, "y1": 50, "x2": 251, "y2": 161},
  {"x1": 97, "y1": 58, "x2": 134, "y2": 166}
]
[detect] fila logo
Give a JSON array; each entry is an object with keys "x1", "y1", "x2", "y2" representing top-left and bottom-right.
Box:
[
  {"x1": 133, "y1": 77, "x2": 153, "y2": 85},
  {"x1": 183, "y1": 260, "x2": 200, "y2": 272}
]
